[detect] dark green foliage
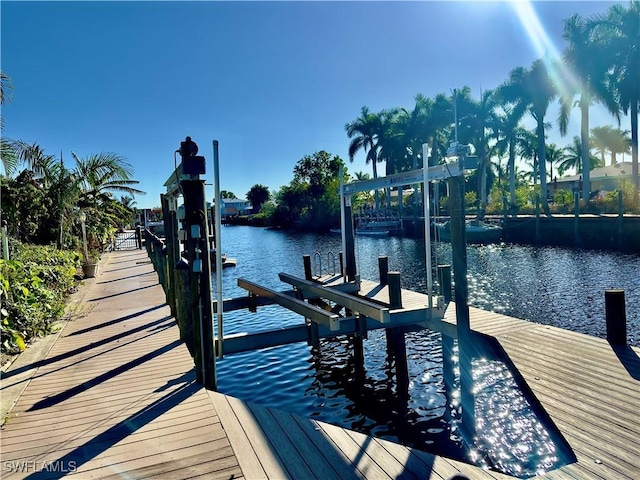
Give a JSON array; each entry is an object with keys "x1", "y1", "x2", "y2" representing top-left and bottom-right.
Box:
[
  {"x1": 246, "y1": 184, "x2": 270, "y2": 212},
  {"x1": 1, "y1": 244, "x2": 80, "y2": 353},
  {"x1": 1, "y1": 172, "x2": 55, "y2": 244},
  {"x1": 269, "y1": 151, "x2": 345, "y2": 231}
]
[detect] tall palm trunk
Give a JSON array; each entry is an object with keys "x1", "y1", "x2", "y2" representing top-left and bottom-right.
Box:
[
  {"x1": 632, "y1": 101, "x2": 639, "y2": 203},
  {"x1": 536, "y1": 118, "x2": 550, "y2": 215},
  {"x1": 477, "y1": 132, "x2": 488, "y2": 220},
  {"x1": 580, "y1": 92, "x2": 591, "y2": 200},
  {"x1": 372, "y1": 157, "x2": 380, "y2": 211},
  {"x1": 508, "y1": 136, "x2": 517, "y2": 211}
]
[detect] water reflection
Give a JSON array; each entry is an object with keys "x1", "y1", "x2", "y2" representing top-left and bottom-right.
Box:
[{"x1": 213, "y1": 226, "x2": 637, "y2": 476}]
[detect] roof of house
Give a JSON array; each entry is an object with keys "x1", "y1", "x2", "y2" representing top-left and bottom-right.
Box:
[
  {"x1": 219, "y1": 198, "x2": 250, "y2": 205},
  {"x1": 557, "y1": 162, "x2": 633, "y2": 183}
]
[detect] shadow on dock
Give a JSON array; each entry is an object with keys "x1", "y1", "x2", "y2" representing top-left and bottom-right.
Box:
[{"x1": 610, "y1": 343, "x2": 640, "y2": 381}]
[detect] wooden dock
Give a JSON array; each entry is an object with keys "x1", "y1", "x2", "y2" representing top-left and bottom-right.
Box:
[
  {"x1": 356, "y1": 279, "x2": 640, "y2": 479},
  {"x1": 1, "y1": 250, "x2": 638, "y2": 479}
]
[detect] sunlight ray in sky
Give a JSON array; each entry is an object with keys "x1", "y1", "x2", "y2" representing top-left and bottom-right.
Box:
[{"x1": 511, "y1": 0, "x2": 576, "y2": 104}]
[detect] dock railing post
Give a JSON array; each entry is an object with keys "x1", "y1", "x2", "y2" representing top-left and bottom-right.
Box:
[{"x1": 605, "y1": 289, "x2": 627, "y2": 345}]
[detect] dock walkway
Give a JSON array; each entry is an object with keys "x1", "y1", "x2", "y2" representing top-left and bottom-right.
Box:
[
  {"x1": 1, "y1": 250, "x2": 512, "y2": 480},
  {"x1": 357, "y1": 279, "x2": 640, "y2": 479}
]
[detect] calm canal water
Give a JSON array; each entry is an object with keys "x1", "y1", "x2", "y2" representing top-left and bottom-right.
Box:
[{"x1": 211, "y1": 226, "x2": 639, "y2": 476}]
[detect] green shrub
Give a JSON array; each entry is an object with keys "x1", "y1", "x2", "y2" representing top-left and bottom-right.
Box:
[{"x1": 1, "y1": 244, "x2": 80, "y2": 353}]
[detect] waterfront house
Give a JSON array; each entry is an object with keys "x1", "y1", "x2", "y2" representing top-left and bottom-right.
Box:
[
  {"x1": 553, "y1": 162, "x2": 633, "y2": 197},
  {"x1": 217, "y1": 198, "x2": 253, "y2": 217}
]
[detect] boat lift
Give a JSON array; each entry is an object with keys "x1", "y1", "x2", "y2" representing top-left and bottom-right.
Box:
[{"x1": 338, "y1": 143, "x2": 477, "y2": 323}]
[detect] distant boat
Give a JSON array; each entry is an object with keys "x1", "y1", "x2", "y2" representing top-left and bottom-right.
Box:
[
  {"x1": 209, "y1": 250, "x2": 238, "y2": 269},
  {"x1": 330, "y1": 222, "x2": 394, "y2": 237},
  {"x1": 356, "y1": 224, "x2": 390, "y2": 236},
  {"x1": 434, "y1": 219, "x2": 502, "y2": 244}
]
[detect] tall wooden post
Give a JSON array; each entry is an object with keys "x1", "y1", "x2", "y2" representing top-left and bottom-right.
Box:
[
  {"x1": 448, "y1": 175, "x2": 474, "y2": 440},
  {"x1": 437, "y1": 264, "x2": 452, "y2": 303},
  {"x1": 303, "y1": 255, "x2": 313, "y2": 281},
  {"x1": 605, "y1": 289, "x2": 627, "y2": 345},
  {"x1": 180, "y1": 177, "x2": 216, "y2": 390},
  {"x1": 161, "y1": 195, "x2": 177, "y2": 317},
  {"x1": 344, "y1": 196, "x2": 357, "y2": 282},
  {"x1": 378, "y1": 256, "x2": 389, "y2": 285}
]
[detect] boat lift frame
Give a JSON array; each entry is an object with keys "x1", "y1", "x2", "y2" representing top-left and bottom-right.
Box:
[{"x1": 338, "y1": 144, "x2": 477, "y2": 321}]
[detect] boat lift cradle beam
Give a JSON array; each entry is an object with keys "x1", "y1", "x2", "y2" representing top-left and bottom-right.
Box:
[
  {"x1": 278, "y1": 272, "x2": 390, "y2": 324},
  {"x1": 237, "y1": 278, "x2": 347, "y2": 331}
]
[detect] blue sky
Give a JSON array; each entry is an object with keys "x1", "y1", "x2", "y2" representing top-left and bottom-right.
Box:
[{"x1": 2, "y1": 1, "x2": 622, "y2": 209}]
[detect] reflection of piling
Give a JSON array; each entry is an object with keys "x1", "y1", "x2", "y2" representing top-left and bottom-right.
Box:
[
  {"x1": 449, "y1": 175, "x2": 475, "y2": 440},
  {"x1": 384, "y1": 270, "x2": 409, "y2": 404}
]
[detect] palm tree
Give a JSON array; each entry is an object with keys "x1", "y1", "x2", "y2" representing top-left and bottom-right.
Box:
[
  {"x1": 591, "y1": 125, "x2": 632, "y2": 165},
  {"x1": 451, "y1": 86, "x2": 496, "y2": 216},
  {"x1": 492, "y1": 102, "x2": 528, "y2": 212},
  {"x1": 345, "y1": 107, "x2": 390, "y2": 209},
  {"x1": 501, "y1": 59, "x2": 558, "y2": 214},
  {"x1": 0, "y1": 72, "x2": 17, "y2": 176},
  {"x1": 517, "y1": 128, "x2": 540, "y2": 186},
  {"x1": 560, "y1": 136, "x2": 602, "y2": 176},
  {"x1": 593, "y1": 1, "x2": 640, "y2": 199},
  {"x1": 559, "y1": 13, "x2": 619, "y2": 202},
  {"x1": 590, "y1": 127, "x2": 609, "y2": 165},
  {"x1": 70, "y1": 152, "x2": 145, "y2": 249},
  {"x1": 71, "y1": 151, "x2": 145, "y2": 209},
  {"x1": 10, "y1": 141, "x2": 57, "y2": 178},
  {"x1": 545, "y1": 143, "x2": 567, "y2": 181}
]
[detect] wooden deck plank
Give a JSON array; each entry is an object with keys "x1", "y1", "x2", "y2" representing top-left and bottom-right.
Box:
[
  {"x1": 3, "y1": 250, "x2": 639, "y2": 480},
  {"x1": 315, "y1": 420, "x2": 393, "y2": 479},
  {"x1": 269, "y1": 406, "x2": 354, "y2": 479},
  {"x1": 290, "y1": 416, "x2": 364, "y2": 480},
  {"x1": 224, "y1": 395, "x2": 291, "y2": 479},
  {"x1": 208, "y1": 391, "x2": 269, "y2": 480},
  {"x1": 245, "y1": 402, "x2": 319, "y2": 480}
]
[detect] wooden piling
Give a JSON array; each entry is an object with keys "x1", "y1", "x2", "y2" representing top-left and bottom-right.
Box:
[
  {"x1": 378, "y1": 256, "x2": 389, "y2": 285},
  {"x1": 437, "y1": 264, "x2": 452, "y2": 303},
  {"x1": 388, "y1": 272, "x2": 402, "y2": 309},
  {"x1": 181, "y1": 178, "x2": 216, "y2": 390},
  {"x1": 385, "y1": 271, "x2": 409, "y2": 400},
  {"x1": 303, "y1": 255, "x2": 313, "y2": 281},
  {"x1": 343, "y1": 197, "x2": 357, "y2": 281},
  {"x1": 448, "y1": 174, "x2": 474, "y2": 440},
  {"x1": 605, "y1": 289, "x2": 627, "y2": 345}
]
